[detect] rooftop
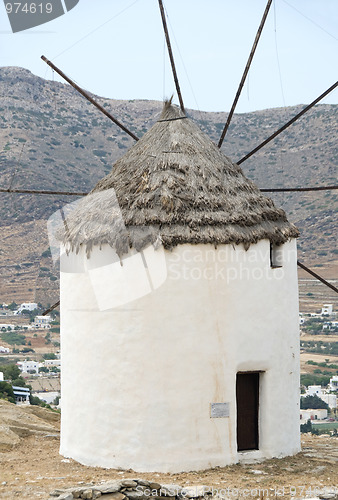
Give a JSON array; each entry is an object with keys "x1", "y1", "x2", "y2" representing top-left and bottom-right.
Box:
[{"x1": 61, "y1": 101, "x2": 299, "y2": 257}]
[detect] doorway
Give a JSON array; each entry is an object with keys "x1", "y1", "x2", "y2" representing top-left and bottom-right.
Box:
[{"x1": 236, "y1": 372, "x2": 259, "y2": 451}]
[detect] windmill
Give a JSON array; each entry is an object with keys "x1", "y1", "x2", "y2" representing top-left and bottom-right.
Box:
[
  {"x1": 25, "y1": 0, "x2": 336, "y2": 315},
  {"x1": 1, "y1": 0, "x2": 337, "y2": 471}
]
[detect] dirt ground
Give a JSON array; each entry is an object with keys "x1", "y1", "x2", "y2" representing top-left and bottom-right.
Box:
[
  {"x1": 0, "y1": 400, "x2": 337, "y2": 499},
  {"x1": 300, "y1": 334, "x2": 338, "y2": 343},
  {"x1": 300, "y1": 352, "x2": 338, "y2": 373}
]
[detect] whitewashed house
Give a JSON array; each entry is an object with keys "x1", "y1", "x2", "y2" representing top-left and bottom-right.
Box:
[
  {"x1": 17, "y1": 360, "x2": 39, "y2": 375},
  {"x1": 300, "y1": 409, "x2": 328, "y2": 421},
  {"x1": 0, "y1": 346, "x2": 10, "y2": 353},
  {"x1": 43, "y1": 359, "x2": 61, "y2": 368},
  {"x1": 306, "y1": 385, "x2": 323, "y2": 397},
  {"x1": 34, "y1": 315, "x2": 52, "y2": 328},
  {"x1": 305, "y1": 385, "x2": 337, "y2": 409},
  {"x1": 58, "y1": 102, "x2": 300, "y2": 472},
  {"x1": 322, "y1": 394, "x2": 337, "y2": 409},
  {"x1": 330, "y1": 376, "x2": 338, "y2": 392},
  {"x1": 321, "y1": 304, "x2": 333, "y2": 316},
  {"x1": 16, "y1": 302, "x2": 38, "y2": 314}
]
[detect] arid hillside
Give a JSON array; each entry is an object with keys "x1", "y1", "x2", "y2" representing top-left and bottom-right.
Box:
[{"x1": 0, "y1": 67, "x2": 337, "y2": 307}]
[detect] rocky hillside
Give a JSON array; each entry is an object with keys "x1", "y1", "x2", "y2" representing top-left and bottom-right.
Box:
[{"x1": 0, "y1": 66, "x2": 337, "y2": 305}]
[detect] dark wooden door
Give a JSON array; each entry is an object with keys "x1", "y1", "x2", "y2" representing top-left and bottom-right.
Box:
[{"x1": 236, "y1": 372, "x2": 259, "y2": 451}]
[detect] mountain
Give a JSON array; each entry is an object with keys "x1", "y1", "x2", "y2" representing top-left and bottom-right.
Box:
[{"x1": 0, "y1": 67, "x2": 337, "y2": 306}]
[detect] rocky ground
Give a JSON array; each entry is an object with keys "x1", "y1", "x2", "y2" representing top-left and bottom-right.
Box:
[{"x1": 0, "y1": 400, "x2": 337, "y2": 499}]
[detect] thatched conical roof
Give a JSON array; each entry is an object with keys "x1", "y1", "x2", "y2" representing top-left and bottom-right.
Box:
[{"x1": 61, "y1": 101, "x2": 299, "y2": 257}]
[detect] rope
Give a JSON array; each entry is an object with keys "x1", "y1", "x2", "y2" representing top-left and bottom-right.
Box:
[
  {"x1": 164, "y1": 4, "x2": 202, "y2": 120},
  {"x1": 273, "y1": 0, "x2": 286, "y2": 107},
  {"x1": 52, "y1": 0, "x2": 141, "y2": 61},
  {"x1": 281, "y1": 0, "x2": 338, "y2": 42}
]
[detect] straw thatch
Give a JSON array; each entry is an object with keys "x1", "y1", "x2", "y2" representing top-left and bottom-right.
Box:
[{"x1": 61, "y1": 101, "x2": 299, "y2": 257}]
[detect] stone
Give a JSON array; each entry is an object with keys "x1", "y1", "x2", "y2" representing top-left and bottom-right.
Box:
[
  {"x1": 312, "y1": 466, "x2": 327, "y2": 473},
  {"x1": 81, "y1": 490, "x2": 93, "y2": 499},
  {"x1": 58, "y1": 494, "x2": 74, "y2": 500},
  {"x1": 98, "y1": 494, "x2": 125, "y2": 500},
  {"x1": 93, "y1": 482, "x2": 122, "y2": 494},
  {"x1": 124, "y1": 491, "x2": 148, "y2": 500},
  {"x1": 103, "y1": 495, "x2": 127, "y2": 500},
  {"x1": 148, "y1": 483, "x2": 162, "y2": 491},
  {"x1": 122, "y1": 481, "x2": 138, "y2": 488},
  {"x1": 161, "y1": 485, "x2": 182, "y2": 496},
  {"x1": 70, "y1": 487, "x2": 91, "y2": 498},
  {"x1": 154, "y1": 497, "x2": 176, "y2": 500},
  {"x1": 137, "y1": 481, "x2": 151, "y2": 487},
  {"x1": 50, "y1": 489, "x2": 67, "y2": 497}
]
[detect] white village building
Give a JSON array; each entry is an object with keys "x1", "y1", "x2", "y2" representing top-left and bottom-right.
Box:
[
  {"x1": 17, "y1": 360, "x2": 39, "y2": 375},
  {"x1": 305, "y1": 385, "x2": 337, "y2": 409},
  {"x1": 300, "y1": 409, "x2": 328, "y2": 421},
  {"x1": 330, "y1": 376, "x2": 338, "y2": 392},
  {"x1": 34, "y1": 315, "x2": 52, "y2": 328},
  {"x1": 16, "y1": 302, "x2": 38, "y2": 314},
  {"x1": 59, "y1": 102, "x2": 300, "y2": 472},
  {"x1": 43, "y1": 358, "x2": 61, "y2": 368},
  {"x1": 321, "y1": 304, "x2": 333, "y2": 316}
]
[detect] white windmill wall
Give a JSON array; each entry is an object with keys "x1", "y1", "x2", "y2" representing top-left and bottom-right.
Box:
[{"x1": 60, "y1": 238, "x2": 300, "y2": 472}]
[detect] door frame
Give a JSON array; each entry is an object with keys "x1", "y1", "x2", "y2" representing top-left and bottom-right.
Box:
[{"x1": 236, "y1": 371, "x2": 262, "y2": 452}]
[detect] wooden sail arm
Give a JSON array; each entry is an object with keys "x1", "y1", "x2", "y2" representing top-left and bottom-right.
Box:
[
  {"x1": 218, "y1": 0, "x2": 273, "y2": 148},
  {"x1": 158, "y1": 0, "x2": 185, "y2": 114},
  {"x1": 41, "y1": 56, "x2": 139, "y2": 141},
  {"x1": 237, "y1": 80, "x2": 338, "y2": 165}
]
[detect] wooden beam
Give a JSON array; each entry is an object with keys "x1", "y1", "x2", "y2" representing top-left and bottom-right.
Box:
[
  {"x1": 0, "y1": 188, "x2": 87, "y2": 196},
  {"x1": 1, "y1": 185, "x2": 338, "y2": 196},
  {"x1": 218, "y1": 0, "x2": 273, "y2": 148},
  {"x1": 237, "y1": 80, "x2": 338, "y2": 165},
  {"x1": 42, "y1": 301, "x2": 60, "y2": 316},
  {"x1": 260, "y1": 185, "x2": 338, "y2": 193},
  {"x1": 297, "y1": 260, "x2": 338, "y2": 294},
  {"x1": 158, "y1": 0, "x2": 185, "y2": 114},
  {"x1": 41, "y1": 56, "x2": 139, "y2": 141}
]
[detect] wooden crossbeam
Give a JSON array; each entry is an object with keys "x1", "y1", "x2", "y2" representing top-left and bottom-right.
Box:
[
  {"x1": 41, "y1": 56, "x2": 139, "y2": 141},
  {"x1": 158, "y1": 0, "x2": 185, "y2": 114},
  {"x1": 218, "y1": 0, "x2": 273, "y2": 148},
  {"x1": 237, "y1": 80, "x2": 338, "y2": 165}
]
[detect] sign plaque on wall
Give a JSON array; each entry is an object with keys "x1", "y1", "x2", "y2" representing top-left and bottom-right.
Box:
[{"x1": 210, "y1": 402, "x2": 230, "y2": 418}]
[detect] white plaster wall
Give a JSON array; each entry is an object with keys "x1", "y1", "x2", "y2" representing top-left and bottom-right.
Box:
[{"x1": 60, "y1": 239, "x2": 300, "y2": 472}]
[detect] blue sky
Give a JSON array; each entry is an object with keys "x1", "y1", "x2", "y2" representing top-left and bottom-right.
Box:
[{"x1": 0, "y1": 0, "x2": 337, "y2": 112}]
